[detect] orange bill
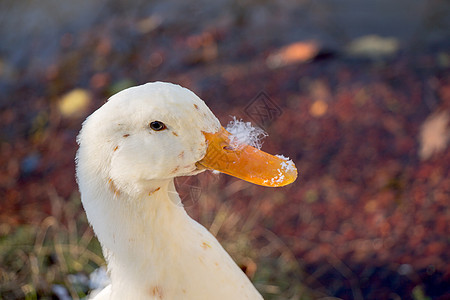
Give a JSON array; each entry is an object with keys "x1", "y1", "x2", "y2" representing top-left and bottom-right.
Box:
[{"x1": 196, "y1": 127, "x2": 297, "y2": 187}]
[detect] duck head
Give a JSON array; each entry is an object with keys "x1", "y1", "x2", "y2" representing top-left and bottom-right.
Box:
[{"x1": 77, "y1": 82, "x2": 297, "y2": 198}]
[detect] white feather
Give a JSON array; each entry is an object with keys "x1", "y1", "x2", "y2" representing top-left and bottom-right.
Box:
[{"x1": 76, "y1": 82, "x2": 263, "y2": 300}]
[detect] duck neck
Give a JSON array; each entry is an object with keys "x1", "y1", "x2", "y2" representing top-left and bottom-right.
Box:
[{"x1": 82, "y1": 178, "x2": 191, "y2": 287}]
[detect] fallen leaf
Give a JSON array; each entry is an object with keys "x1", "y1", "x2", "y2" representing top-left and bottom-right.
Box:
[
  {"x1": 266, "y1": 41, "x2": 319, "y2": 68},
  {"x1": 58, "y1": 89, "x2": 91, "y2": 118},
  {"x1": 419, "y1": 111, "x2": 450, "y2": 160}
]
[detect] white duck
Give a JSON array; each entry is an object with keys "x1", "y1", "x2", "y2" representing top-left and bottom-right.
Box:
[{"x1": 76, "y1": 82, "x2": 297, "y2": 299}]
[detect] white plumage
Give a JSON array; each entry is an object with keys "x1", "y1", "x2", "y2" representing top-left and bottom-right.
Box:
[{"x1": 76, "y1": 82, "x2": 296, "y2": 299}]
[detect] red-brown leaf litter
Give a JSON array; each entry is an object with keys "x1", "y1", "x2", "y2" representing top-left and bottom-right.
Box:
[{"x1": 0, "y1": 1, "x2": 449, "y2": 299}]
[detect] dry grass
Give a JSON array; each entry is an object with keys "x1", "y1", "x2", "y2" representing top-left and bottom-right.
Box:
[
  {"x1": 0, "y1": 175, "x2": 434, "y2": 300},
  {"x1": 0, "y1": 192, "x2": 103, "y2": 299},
  {"x1": 0, "y1": 175, "x2": 318, "y2": 300}
]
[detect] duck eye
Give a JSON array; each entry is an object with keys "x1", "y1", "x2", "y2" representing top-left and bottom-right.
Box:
[{"x1": 149, "y1": 121, "x2": 167, "y2": 131}]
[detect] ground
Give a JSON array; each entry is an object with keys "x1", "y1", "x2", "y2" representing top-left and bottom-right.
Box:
[{"x1": 0, "y1": 1, "x2": 449, "y2": 299}]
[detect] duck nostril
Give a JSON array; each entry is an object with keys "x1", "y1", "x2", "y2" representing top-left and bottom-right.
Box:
[{"x1": 223, "y1": 146, "x2": 234, "y2": 151}]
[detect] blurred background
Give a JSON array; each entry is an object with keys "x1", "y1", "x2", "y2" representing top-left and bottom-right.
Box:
[{"x1": 0, "y1": 0, "x2": 449, "y2": 299}]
